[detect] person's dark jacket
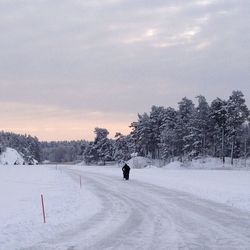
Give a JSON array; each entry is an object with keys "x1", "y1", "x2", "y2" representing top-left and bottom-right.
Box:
[{"x1": 122, "y1": 164, "x2": 130, "y2": 180}]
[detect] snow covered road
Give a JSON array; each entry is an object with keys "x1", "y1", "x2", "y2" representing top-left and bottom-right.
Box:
[{"x1": 26, "y1": 168, "x2": 250, "y2": 250}]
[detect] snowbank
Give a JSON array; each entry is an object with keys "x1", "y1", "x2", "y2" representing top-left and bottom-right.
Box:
[
  {"x1": 162, "y1": 160, "x2": 182, "y2": 169},
  {"x1": 126, "y1": 156, "x2": 250, "y2": 170},
  {"x1": 127, "y1": 156, "x2": 149, "y2": 168},
  {"x1": 163, "y1": 157, "x2": 250, "y2": 169},
  {"x1": 127, "y1": 156, "x2": 165, "y2": 168},
  {"x1": 0, "y1": 165, "x2": 101, "y2": 250},
  {"x1": 0, "y1": 147, "x2": 25, "y2": 165}
]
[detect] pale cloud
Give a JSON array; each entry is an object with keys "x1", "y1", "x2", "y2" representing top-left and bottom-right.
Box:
[
  {"x1": 123, "y1": 28, "x2": 158, "y2": 44},
  {"x1": 0, "y1": 0, "x2": 249, "y2": 140},
  {"x1": 75, "y1": 0, "x2": 124, "y2": 7},
  {"x1": 194, "y1": 0, "x2": 217, "y2": 6},
  {"x1": 177, "y1": 26, "x2": 201, "y2": 40},
  {"x1": 153, "y1": 26, "x2": 201, "y2": 48},
  {"x1": 195, "y1": 14, "x2": 210, "y2": 24},
  {"x1": 195, "y1": 40, "x2": 211, "y2": 50}
]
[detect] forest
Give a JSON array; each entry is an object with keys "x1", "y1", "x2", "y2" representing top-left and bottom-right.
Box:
[{"x1": 83, "y1": 90, "x2": 250, "y2": 165}]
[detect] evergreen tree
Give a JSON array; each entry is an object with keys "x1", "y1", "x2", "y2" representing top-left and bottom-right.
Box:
[
  {"x1": 176, "y1": 97, "x2": 195, "y2": 160},
  {"x1": 114, "y1": 133, "x2": 132, "y2": 162},
  {"x1": 149, "y1": 106, "x2": 169, "y2": 159},
  {"x1": 93, "y1": 128, "x2": 114, "y2": 164},
  {"x1": 210, "y1": 98, "x2": 228, "y2": 163},
  {"x1": 193, "y1": 95, "x2": 211, "y2": 157},
  {"x1": 130, "y1": 113, "x2": 153, "y2": 157},
  {"x1": 160, "y1": 107, "x2": 178, "y2": 161},
  {"x1": 226, "y1": 91, "x2": 249, "y2": 164},
  {"x1": 84, "y1": 142, "x2": 98, "y2": 164}
]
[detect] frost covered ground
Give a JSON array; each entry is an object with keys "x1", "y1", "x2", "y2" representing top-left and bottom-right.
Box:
[
  {"x1": 73, "y1": 165, "x2": 250, "y2": 212},
  {"x1": 1, "y1": 161, "x2": 250, "y2": 249},
  {"x1": 0, "y1": 166, "x2": 101, "y2": 250}
]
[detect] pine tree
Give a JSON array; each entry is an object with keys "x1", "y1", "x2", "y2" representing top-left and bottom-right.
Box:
[
  {"x1": 84, "y1": 142, "x2": 98, "y2": 164},
  {"x1": 160, "y1": 107, "x2": 178, "y2": 161},
  {"x1": 210, "y1": 98, "x2": 228, "y2": 163},
  {"x1": 149, "y1": 106, "x2": 170, "y2": 159},
  {"x1": 92, "y1": 128, "x2": 114, "y2": 164},
  {"x1": 193, "y1": 95, "x2": 211, "y2": 158},
  {"x1": 130, "y1": 113, "x2": 153, "y2": 157},
  {"x1": 114, "y1": 133, "x2": 132, "y2": 162},
  {"x1": 226, "y1": 91, "x2": 249, "y2": 164},
  {"x1": 176, "y1": 97, "x2": 195, "y2": 160}
]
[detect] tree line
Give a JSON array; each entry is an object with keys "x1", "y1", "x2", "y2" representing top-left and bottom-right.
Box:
[
  {"x1": 0, "y1": 132, "x2": 87, "y2": 164},
  {"x1": 0, "y1": 131, "x2": 40, "y2": 164},
  {"x1": 1, "y1": 90, "x2": 249, "y2": 165},
  {"x1": 83, "y1": 90, "x2": 250, "y2": 165},
  {"x1": 40, "y1": 140, "x2": 87, "y2": 163}
]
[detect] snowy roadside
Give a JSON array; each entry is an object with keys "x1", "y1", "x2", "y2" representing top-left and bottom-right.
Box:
[
  {"x1": 71, "y1": 165, "x2": 250, "y2": 213},
  {"x1": 2, "y1": 163, "x2": 250, "y2": 249},
  {"x1": 0, "y1": 165, "x2": 101, "y2": 250}
]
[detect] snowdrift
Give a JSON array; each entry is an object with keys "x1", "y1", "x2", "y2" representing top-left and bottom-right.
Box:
[
  {"x1": 0, "y1": 147, "x2": 25, "y2": 165},
  {"x1": 126, "y1": 156, "x2": 165, "y2": 168},
  {"x1": 126, "y1": 156, "x2": 250, "y2": 169}
]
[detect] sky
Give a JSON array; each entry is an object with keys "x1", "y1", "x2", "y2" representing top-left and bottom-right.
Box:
[{"x1": 0, "y1": 0, "x2": 250, "y2": 141}]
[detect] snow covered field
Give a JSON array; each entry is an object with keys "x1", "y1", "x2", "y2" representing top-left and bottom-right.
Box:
[
  {"x1": 0, "y1": 165, "x2": 101, "y2": 250},
  {"x1": 1, "y1": 163, "x2": 250, "y2": 249},
  {"x1": 124, "y1": 157, "x2": 250, "y2": 211},
  {"x1": 72, "y1": 165, "x2": 250, "y2": 212}
]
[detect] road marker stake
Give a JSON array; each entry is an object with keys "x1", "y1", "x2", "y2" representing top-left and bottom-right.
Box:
[{"x1": 41, "y1": 194, "x2": 46, "y2": 223}]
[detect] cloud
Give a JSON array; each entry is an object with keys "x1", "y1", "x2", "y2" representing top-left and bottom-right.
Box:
[
  {"x1": 0, "y1": 0, "x2": 249, "y2": 139},
  {"x1": 193, "y1": 0, "x2": 217, "y2": 6}
]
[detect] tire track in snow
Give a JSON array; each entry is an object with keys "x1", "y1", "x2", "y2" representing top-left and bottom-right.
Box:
[{"x1": 24, "y1": 168, "x2": 250, "y2": 250}]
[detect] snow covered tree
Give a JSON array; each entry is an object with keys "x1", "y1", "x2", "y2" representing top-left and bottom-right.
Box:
[
  {"x1": 240, "y1": 123, "x2": 250, "y2": 164},
  {"x1": 113, "y1": 133, "x2": 133, "y2": 162},
  {"x1": 41, "y1": 140, "x2": 87, "y2": 163},
  {"x1": 192, "y1": 95, "x2": 211, "y2": 157},
  {"x1": 226, "y1": 91, "x2": 249, "y2": 164},
  {"x1": 160, "y1": 107, "x2": 178, "y2": 161},
  {"x1": 149, "y1": 106, "x2": 170, "y2": 159},
  {"x1": 84, "y1": 142, "x2": 98, "y2": 164},
  {"x1": 176, "y1": 97, "x2": 196, "y2": 160},
  {"x1": 92, "y1": 128, "x2": 114, "y2": 164},
  {"x1": 0, "y1": 131, "x2": 41, "y2": 163},
  {"x1": 210, "y1": 98, "x2": 228, "y2": 163},
  {"x1": 130, "y1": 113, "x2": 153, "y2": 157}
]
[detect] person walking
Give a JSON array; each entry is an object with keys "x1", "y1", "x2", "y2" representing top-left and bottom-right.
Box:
[{"x1": 122, "y1": 163, "x2": 130, "y2": 180}]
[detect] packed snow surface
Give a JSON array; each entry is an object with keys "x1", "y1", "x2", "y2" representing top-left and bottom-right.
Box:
[
  {"x1": 0, "y1": 165, "x2": 101, "y2": 250},
  {"x1": 72, "y1": 164, "x2": 250, "y2": 212},
  {"x1": 1, "y1": 162, "x2": 250, "y2": 249}
]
